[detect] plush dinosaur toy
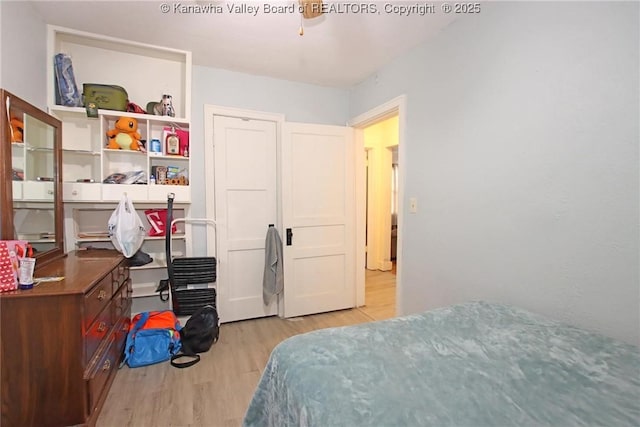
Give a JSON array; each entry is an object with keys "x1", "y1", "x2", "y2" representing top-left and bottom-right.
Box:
[
  {"x1": 106, "y1": 117, "x2": 141, "y2": 150},
  {"x1": 10, "y1": 117, "x2": 24, "y2": 143}
]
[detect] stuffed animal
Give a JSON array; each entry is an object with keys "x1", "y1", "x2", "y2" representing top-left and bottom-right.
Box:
[
  {"x1": 10, "y1": 117, "x2": 24, "y2": 143},
  {"x1": 152, "y1": 94, "x2": 175, "y2": 117},
  {"x1": 106, "y1": 117, "x2": 141, "y2": 150}
]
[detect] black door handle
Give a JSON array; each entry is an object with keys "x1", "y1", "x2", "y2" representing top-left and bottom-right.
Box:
[{"x1": 286, "y1": 228, "x2": 293, "y2": 246}]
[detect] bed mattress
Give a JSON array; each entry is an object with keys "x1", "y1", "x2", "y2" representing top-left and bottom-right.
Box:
[{"x1": 243, "y1": 301, "x2": 640, "y2": 426}]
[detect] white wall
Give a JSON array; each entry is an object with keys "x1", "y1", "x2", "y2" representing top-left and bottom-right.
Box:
[
  {"x1": 350, "y1": 2, "x2": 640, "y2": 345},
  {"x1": 189, "y1": 66, "x2": 350, "y2": 254},
  {"x1": 0, "y1": 1, "x2": 47, "y2": 109}
]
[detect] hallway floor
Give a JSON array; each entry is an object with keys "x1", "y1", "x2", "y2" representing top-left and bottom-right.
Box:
[{"x1": 358, "y1": 268, "x2": 396, "y2": 321}]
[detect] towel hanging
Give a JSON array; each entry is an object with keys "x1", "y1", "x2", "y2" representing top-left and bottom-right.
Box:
[{"x1": 263, "y1": 225, "x2": 283, "y2": 305}]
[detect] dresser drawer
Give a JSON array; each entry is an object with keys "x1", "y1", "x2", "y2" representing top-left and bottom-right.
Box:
[
  {"x1": 112, "y1": 262, "x2": 129, "y2": 292},
  {"x1": 86, "y1": 333, "x2": 118, "y2": 416},
  {"x1": 113, "y1": 278, "x2": 132, "y2": 323},
  {"x1": 114, "y1": 315, "x2": 132, "y2": 361},
  {"x1": 84, "y1": 273, "x2": 115, "y2": 329},
  {"x1": 85, "y1": 304, "x2": 114, "y2": 366}
]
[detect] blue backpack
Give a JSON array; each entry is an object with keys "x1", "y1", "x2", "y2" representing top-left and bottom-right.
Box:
[{"x1": 123, "y1": 311, "x2": 182, "y2": 368}]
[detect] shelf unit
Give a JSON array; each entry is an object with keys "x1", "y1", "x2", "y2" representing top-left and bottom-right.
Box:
[
  {"x1": 49, "y1": 25, "x2": 194, "y2": 313},
  {"x1": 66, "y1": 202, "x2": 191, "y2": 314},
  {"x1": 52, "y1": 105, "x2": 191, "y2": 203},
  {"x1": 47, "y1": 25, "x2": 192, "y2": 204}
]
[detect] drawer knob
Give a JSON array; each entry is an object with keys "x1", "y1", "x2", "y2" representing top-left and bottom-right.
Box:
[
  {"x1": 72, "y1": 190, "x2": 78, "y2": 196},
  {"x1": 97, "y1": 322, "x2": 107, "y2": 333},
  {"x1": 102, "y1": 359, "x2": 111, "y2": 372},
  {"x1": 97, "y1": 289, "x2": 107, "y2": 301}
]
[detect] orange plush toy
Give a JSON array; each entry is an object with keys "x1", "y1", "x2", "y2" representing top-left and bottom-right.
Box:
[
  {"x1": 106, "y1": 117, "x2": 141, "y2": 150},
  {"x1": 10, "y1": 117, "x2": 24, "y2": 143}
]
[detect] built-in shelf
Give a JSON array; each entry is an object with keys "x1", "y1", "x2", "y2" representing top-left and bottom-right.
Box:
[
  {"x1": 51, "y1": 25, "x2": 193, "y2": 314},
  {"x1": 49, "y1": 105, "x2": 189, "y2": 125},
  {"x1": 75, "y1": 234, "x2": 186, "y2": 243}
]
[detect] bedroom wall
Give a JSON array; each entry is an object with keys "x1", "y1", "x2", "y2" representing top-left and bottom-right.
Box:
[
  {"x1": 189, "y1": 66, "x2": 350, "y2": 254},
  {"x1": 349, "y1": 2, "x2": 640, "y2": 345},
  {"x1": 0, "y1": 1, "x2": 47, "y2": 109}
]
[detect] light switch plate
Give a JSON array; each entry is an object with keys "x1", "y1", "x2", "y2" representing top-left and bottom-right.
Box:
[{"x1": 409, "y1": 197, "x2": 418, "y2": 213}]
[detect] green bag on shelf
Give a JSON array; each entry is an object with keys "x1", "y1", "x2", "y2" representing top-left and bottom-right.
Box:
[{"x1": 82, "y1": 84, "x2": 128, "y2": 111}]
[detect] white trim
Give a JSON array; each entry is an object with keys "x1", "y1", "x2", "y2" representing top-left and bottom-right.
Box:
[
  {"x1": 48, "y1": 25, "x2": 191, "y2": 56},
  {"x1": 349, "y1": 95, "x2": 407, "y2": 316}
]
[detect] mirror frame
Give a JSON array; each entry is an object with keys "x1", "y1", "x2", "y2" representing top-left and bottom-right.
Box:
[{"x1": 0, "y1": 89, "x2": 64, "y2": 268}]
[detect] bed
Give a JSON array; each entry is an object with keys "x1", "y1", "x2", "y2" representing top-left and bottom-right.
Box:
[{"x1": 243, "y1": 301, "x2": 640, "y2": 426}]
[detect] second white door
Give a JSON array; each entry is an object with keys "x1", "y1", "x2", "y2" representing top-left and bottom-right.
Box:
[{"x1": 282, "y1": 123, "x2": 356, "y2": 318}]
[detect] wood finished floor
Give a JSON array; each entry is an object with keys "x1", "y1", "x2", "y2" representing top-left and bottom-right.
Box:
[{"x1": 97, "y1": 269, "x2": 396, "y2": 427}]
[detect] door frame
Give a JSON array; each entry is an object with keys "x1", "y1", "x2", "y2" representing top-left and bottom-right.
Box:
[
  {"x1": 203, "y1": 105, "x2": 286, "y2": 316},
  {"x1": 348, "y1": 95, "x2": 407, "y2": 314}
]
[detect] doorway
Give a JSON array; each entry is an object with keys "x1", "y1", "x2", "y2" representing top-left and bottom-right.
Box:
[
  {"x1": 348, "y1": 95, "x2": 406, "y2": 316},
  {"x1": 360, "y1": 115, "x2": 399, "y2": 320}
]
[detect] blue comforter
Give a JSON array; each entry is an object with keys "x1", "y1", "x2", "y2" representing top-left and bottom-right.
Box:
[{"x1": 243, "y1": 302, "x2": 640, "y2": 426}]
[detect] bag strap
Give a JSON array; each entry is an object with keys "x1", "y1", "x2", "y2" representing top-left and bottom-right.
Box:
[
  {"x1": 166, "y1": 193, "x2": 175, "y2": 286},
  {"x1": 170, "y1": 352, "x2": 200, "y2": 368},
  {"x1": 123, "y1": 312, "x2": 150, "y2": 365},
  {"x1": 132, "y1": 311, "x2": 150, "y2": 332}
]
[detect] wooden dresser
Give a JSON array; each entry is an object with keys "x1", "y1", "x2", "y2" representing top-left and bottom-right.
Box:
[{"x1": 0, "y1": 250, "x2": 132, "y2": 426}]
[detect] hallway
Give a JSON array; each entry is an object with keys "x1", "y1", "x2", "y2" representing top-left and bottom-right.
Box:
[{"x1": 358, "y1": 268, "x2": 396, "y2": 321}]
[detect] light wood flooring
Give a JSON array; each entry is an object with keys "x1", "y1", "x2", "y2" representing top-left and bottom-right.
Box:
[{"x1": 97, "y1": 269, "x2": 396, "y2": 427}]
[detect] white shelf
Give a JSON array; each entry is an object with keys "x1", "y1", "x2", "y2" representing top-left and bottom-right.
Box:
[
  {"x1": 75, "y1": 234, "x2": 186, "y2": 243},
  {"x1": 49, "y1": 105, "x2": 190, "y2": 125},
  {"x1": 62, "y1": 149, "x2": 101, "y2": 156},
  {"x1": 103, "y1": 148, "x2": 147, "y2": 155},
  {"x1": 130, "y1": 260, "x2": 167, "y2": 270},
  {"x1": 131, "y1": 283, "x2": 161, "y2": 298}
]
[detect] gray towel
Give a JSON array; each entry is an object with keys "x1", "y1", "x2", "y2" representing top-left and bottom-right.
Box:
[{"x1": 263, "y1": 226, "x2": 283, "y2": 305}]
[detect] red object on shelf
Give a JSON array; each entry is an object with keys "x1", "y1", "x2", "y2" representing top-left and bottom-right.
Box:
[{"x1": 145, "y1": 209, "x2": 177, "y2": 237}]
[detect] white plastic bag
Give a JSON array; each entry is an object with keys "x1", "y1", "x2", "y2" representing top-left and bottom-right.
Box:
[{"x1": 108, "y1": 195, "x2": 146, "y2": 258}]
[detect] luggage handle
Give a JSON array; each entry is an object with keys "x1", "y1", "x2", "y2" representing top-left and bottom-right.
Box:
[
  {"x1": 165, "y1": 192, "x2": 218, "y2": 287},
  {"x1": 168, "y1": 218, "x2": 218, "y2": 266}
]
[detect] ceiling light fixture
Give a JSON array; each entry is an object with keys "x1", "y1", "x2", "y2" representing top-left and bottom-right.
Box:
[{"x1": 298, "y1": 0, "x2": 324, "y2": 36}]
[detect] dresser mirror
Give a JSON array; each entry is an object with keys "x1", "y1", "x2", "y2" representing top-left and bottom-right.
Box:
[{"x1": 0, "y1": 89, "x2": 64, "y2": 267}]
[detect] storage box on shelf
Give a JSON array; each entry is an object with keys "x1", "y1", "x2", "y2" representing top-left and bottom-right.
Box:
[
  {"x1": 66, "y1": 202, "x2": 191, "y2": 314},
  {"x1": 47, "y1": 25, "x2": 192, "y2": 204}
]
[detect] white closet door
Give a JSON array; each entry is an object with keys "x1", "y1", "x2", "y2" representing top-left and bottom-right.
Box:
[
  {"x1": 213, "y1": 116, "x2": 278, "y2": 323},
  {"x1": 282, "y1": 123, "x2": 356, "y2": 317}
]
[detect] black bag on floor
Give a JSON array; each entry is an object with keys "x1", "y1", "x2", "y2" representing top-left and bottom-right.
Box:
[{"x1": 170, "y1": 304, "x2": 219, "y2": 368}]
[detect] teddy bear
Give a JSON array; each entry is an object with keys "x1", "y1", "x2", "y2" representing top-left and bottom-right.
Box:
[
  {"x1": 106, "y1": 117, "x2": 141, "y2": 150},
  {"x1": 10, "y1": 117, "x2": 24, "y2": 143}
]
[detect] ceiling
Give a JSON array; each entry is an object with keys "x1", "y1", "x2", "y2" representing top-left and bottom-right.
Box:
[{"x1": 29, "y1": 1, "x2": 459, "y2": 88}]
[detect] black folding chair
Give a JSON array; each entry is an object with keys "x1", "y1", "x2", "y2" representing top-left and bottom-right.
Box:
[{"x1": 156, "y1": 193, "x2": 217, "y2": 316}]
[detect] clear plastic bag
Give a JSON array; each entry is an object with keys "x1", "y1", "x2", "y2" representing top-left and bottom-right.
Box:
[{"x1": 108, "y1": 195, "x2": 146, "y2": 258}]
